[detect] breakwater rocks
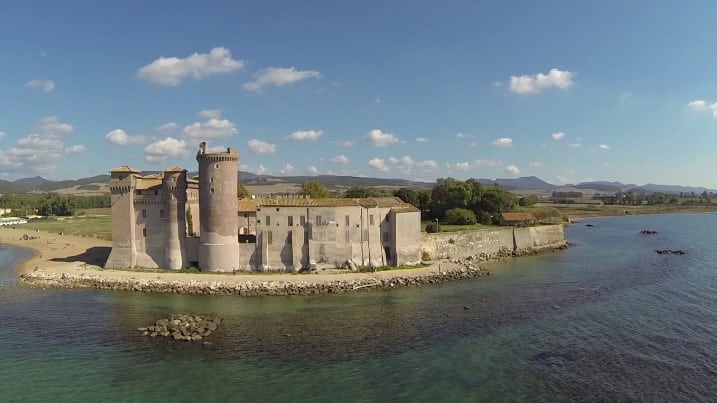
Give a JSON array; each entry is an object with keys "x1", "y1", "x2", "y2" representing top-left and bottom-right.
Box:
[
  {"x1": 139, "y1": 314, "x2": 221, "y2": 341},
  {"x1": 655, "y1": 249, "x2": 686, "y2": 255},
  {"x1": 21, "y1": 265, "x2": 490, "y2": 296}
]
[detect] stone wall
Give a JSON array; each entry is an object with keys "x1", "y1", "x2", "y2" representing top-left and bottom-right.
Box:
[{"x1": 421, "y1": 224, "x2": 565, "y2": 260}]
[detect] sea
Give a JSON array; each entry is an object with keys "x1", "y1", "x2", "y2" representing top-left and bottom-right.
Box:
[{"x1": 0, "y1": 213, "x2": 715, "y2": 402}]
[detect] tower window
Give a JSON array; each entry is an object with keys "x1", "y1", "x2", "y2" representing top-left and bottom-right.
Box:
[
  {"x1": 160, "y1": 209, "x2": 165, "y2": 219},
  {"x1": 345, "y1": 215, "x2": 349, "y2": 226},
  {"x1": 288, "y1": 216, "x2": 293, "y2": 226},
  {"x1": 266, "y1": 215, "x2": 271, "y2": 226},
  {"x1": 142, "y1": 209, "x2": 146, "y2": 218},
  {"x1": 215, "y1": 164, "x2": 220, "y2": 169},
  {"x1": 300, "y1": 215, "x2": 306, "y2": 225},
  {"x1": 154, "y1": 190, "x2": 158, "y2": 195},
  {"x1": 143, "y1": 228, "x2": 147, "y2": 237}
]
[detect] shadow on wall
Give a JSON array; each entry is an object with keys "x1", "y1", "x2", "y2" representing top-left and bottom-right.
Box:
[{"x1": 50, "y1": 246, "x2": 111, "y2": 266}]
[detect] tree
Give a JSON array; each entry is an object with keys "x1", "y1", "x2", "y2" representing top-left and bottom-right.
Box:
[
  {"x1": 237, "y1": 183, "x2": 250, "y2": 198},
  {"x1": 445, "y1": 208, "x2": 477, "y2": 225},
  {"x1": 518, "y1": 194, "x2": 539, "y2": 206},
  {"x1": 344, "y1": 187, "x2": 369, "y2": 198},
  {"x1": 300, "y1": 180, "x2": 330, "y2": 198}
]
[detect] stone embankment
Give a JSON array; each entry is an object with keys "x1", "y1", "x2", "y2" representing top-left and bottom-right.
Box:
[{"x1": 21, "y1": 263, "x2": 491, "y2": 296}]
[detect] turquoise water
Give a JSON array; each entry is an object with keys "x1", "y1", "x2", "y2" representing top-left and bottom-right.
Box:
[{"x1": 1, "y1": 214, "x2": 716, "y2": 401}]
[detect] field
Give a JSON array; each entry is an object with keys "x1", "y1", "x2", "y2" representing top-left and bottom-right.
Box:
[{"x1": 27, "y1": 214, "x2": 112, "y2": 241}]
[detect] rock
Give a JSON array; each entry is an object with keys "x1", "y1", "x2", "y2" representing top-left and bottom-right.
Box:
[{"x1": 640, "y1": 229, "x2": 658, "y2": 235}]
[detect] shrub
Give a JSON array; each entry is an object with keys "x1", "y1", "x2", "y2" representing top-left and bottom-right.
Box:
[
  {"x1": 445, "y1": 208, "x2": 477, "y2": 225},
  {"x1": 425, "y1": 221, "x2": 439, "y2": 233},
  {"x1": 421, "y1": 251, "x2": 432, "y2": 261},
  {"x1": 532, "y1": 206, "x2": 561, "y2": 220}
]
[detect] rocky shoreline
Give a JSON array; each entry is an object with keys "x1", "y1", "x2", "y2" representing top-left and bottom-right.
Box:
[{"x1": 20, "y1": 243, "x2": 568, "y2": 296}]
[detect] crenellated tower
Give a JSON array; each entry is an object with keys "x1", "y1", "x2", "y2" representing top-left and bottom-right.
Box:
[
  {"x1": 163, "y1": 167, "x2": 188, "y2": 269},
  {"x1": 196, "y1": 142, "x2": 240, "y2": 272},
  {"x1": 105, "y1": 166, "x2": 140, "y2": 268}
]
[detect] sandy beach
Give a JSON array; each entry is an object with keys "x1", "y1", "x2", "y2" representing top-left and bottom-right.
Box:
[{"x1": 4, "y1": 226, "x2": 494, "y2": 295}]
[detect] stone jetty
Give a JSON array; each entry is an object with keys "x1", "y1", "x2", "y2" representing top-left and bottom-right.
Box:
[{"x1": 21, "y1": 262, "x2": 490, "y2": 296}]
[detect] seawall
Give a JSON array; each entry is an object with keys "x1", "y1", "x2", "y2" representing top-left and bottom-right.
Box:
[{"x1": 421, "y1": 224, "x2": 566, "y2": 260}]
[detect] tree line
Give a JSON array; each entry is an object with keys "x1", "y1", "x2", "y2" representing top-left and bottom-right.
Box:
[
  {"x1": 0, "y1": 194, "x2": 111, "y2": 216},
  {"x1": 300, "y1": 178, "x2": 518, "y2": 228}
]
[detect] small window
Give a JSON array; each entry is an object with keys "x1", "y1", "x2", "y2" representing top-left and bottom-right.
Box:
[
  {"x1": 210, "y1": 177, "x2": 214, "y2": 183},
  {"x1": 160, "y1": 209, "x2": 165, "y2": 219},
  {"x1": 369, "y1": 215, "x2": 374, "y2": 225},
  {"x1": 136, "y1": 190, "x2": 142, "y2": 196},
  {"x1": 210, "y1": 187, "x2": 215, "y2": 194},
  {"x1": 288, "y1": 216, "x2": 293, "y2": 226},
  {"x1": 267, "y1": 230, "x2": 273, "y2": 244},
  {"x1": 316, "y1": 215, "x2": 322, "y2": 226},
  {"x1": 154, "y1": 189, "x2": 158, "y2": 195},
  {"x1": 300, "y1": 215, "x2": 306, "y2": 226},
  {"x1": 142, "y1": 209, "x2": 146, "y2": 218},
  {"x1": 345, "y1": 215, "x2": 349, "y2": 226},
  {"x1": 266, "y1": 215, "x2": 271, "y2": 226},
  {"x1": 142, "y1": 228, "x2": 147, "y2": 237},
  {"x1": 215, "y1": 164, "x2": 220, "y2": 169},
  {"x1": 276, "y1": 208, "x2": 280, "y2": 212}
]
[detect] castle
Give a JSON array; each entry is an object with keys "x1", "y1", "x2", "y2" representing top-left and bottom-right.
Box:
[{"x1": 105, "y1": 142, "x2": 422, "y2": 272}]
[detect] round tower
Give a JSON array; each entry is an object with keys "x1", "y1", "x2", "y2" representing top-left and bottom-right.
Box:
[
  {"x1": 196, "y1": 142, "x2": 240, "y2": 272},
  {"x1": 163, "y1": 167, "x2": 188, "y2": 270}
]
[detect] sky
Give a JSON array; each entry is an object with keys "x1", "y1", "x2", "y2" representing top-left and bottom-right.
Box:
[{"x1": 2, "y1": 0, "x2": 717, "y2": 188}]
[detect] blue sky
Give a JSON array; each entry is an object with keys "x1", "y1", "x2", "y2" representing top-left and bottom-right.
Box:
[{"x1": 2, "y1": 0, "x2": 717, "y2": 187}]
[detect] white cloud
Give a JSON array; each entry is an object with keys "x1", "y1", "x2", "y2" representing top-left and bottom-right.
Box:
[
  {"x1": 306, "y1": 166, "x2": 318, "y2": 175},
  {"x1": 530, "y1": 161, "x2": 542, "y2": 169},
  {"x1": 286, "y1": 129, "x2": 323, "y2": 141},
  {"x1": 277, "y1": 163, "x2": 295, "y2": 175},
  {"x1": 105, "y1": 129, "x2": 146, "y2": 145},
  {"x1": 456, "y1": 132, "x2": 468, "y2": 139},
  {"x1": 64, "y1": 145, "x2": 86, "y2": 154},
  {"x1": 504, "y1": 164, "x2": 521, "y2": 176},
  {"x1": 36, "y1": 116, "x2": 73, "y2": 136},
  {"x1": 0, "y1": 116, "x2": 78, "y2": 175},
  {"x1": 416, "y1": 160, "x2": 438, "y2": 171},
  {"x1": 687, "y1": 99, "x2": 717, "y2": 117},
  {"x1": 0, "y1": 131, "x2": 5, "y2": 139},
  {"x1": 25, "y1": 79, "x2": 55, "y2": 93},
  {"x1": 243, "y1": 67, "x2": 320, "y2": 92},
  {"x1": 155, "y1": 122, "x2": 178, "y2": 133},
  {"x1": 332, "y1": 140, "x2": 355, "y2": 148},
  {"x1": 241, "y1": 164, "x2": 271, "y2": 175},
  {"x1": 448, "y1": 162, "x2": 471, "y2": 171},
  {"x1": 415, "y1": 137, "x2": 428, "y2": 143},
  {"x1": 144, "y1": 137, "x2": 188, "y2": 163},
  {"x1": 331, "y1": 155, "x2": 349, "y2": 164},
  {"x1": 368, "y1": 158, "x2": 390, "y2": 172},
  {"x1": 137, "y1": 47, "x2": 244, "y2": 86},
  {"x1": 552, "y1": 131, "x2": 565, "y2": 140},
  {"x1": 598, "y1": 144, "x2": 610, "y2": 150},
  {"x1": 473, "y1": 159, "x2": 502, "y2": 168},
  {"x1": 364, "y1": 129, "x2": 399, "y2": 147},
  {"x1": 492, "y1": 137, "x2": 513, "y2": 148},
  {"x1": 182, "y1": 118, "x2": 238, "y2": 139},
  {"x1": 509, "y1": 68, "x2": 574, "y2": 94},
  {"x1": 687, "y1": 100, "x2": 707, "y2": 110},
  {"x1": 247, "y1": 139, "x2": 276, "y2": 154},
  {"x1": 199, "y1": 109, "x2": 222, "y2": 119}
]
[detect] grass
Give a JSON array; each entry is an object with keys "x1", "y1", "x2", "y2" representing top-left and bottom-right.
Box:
[
  {"x1": 522, "y1": 202, "x2": 717, "y2": 220},
  {"x1": 28, "y1": 214, "x2": 112, "y2": 240},
  {"x1": 422, "y1": 221, "x2": 499, "y2": 233}
]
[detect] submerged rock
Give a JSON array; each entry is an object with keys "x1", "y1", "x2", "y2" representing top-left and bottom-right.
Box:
[
  {"x1": 139, "y1": 314, "x2": 222, "y2": 341},
  {"x1": 655, "y1": 249, "x2": 686, "y2": 255},
  {"x1": 640, "y1": 229, "x2": 658, "y2": 235}
]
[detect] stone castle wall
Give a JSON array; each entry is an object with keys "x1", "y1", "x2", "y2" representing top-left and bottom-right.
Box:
[{"x1": 421, "y1": 224, "x2": 566, "y2": 260}]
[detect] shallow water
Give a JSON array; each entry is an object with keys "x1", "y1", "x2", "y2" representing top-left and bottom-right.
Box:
[{"x1": 1, "y1": 214, "x2": 715, "y2": 401}]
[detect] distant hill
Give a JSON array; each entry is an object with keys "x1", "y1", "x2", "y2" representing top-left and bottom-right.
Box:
[
  {"x1": 492, "y1": 176, "x2": 559, "y2": 190},
  {"x1": 1, "y1": 172, "x2": 714, "y2": 196}
]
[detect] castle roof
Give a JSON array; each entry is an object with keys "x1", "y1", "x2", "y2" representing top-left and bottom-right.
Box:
[
  {"x1": 110, "y1": 165, "x2": 140, "y2": 173},
  {"x1": 236, "y1": 197, "x2": 418, "y2": 212}
]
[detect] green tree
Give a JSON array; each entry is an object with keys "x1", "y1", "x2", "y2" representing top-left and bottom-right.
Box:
[
  {"x1": 518, "y1": 194, "x2": 539, "y2": 206},
  {"x1": 237, "y1": 183, "x2": 250, "y2": 198},
  {"x1": 300, "y1": 180, "x2": 330, "y2": 198},
  {"x1": 445, "y1": 208, "x2": 477, "y2": 225}
]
